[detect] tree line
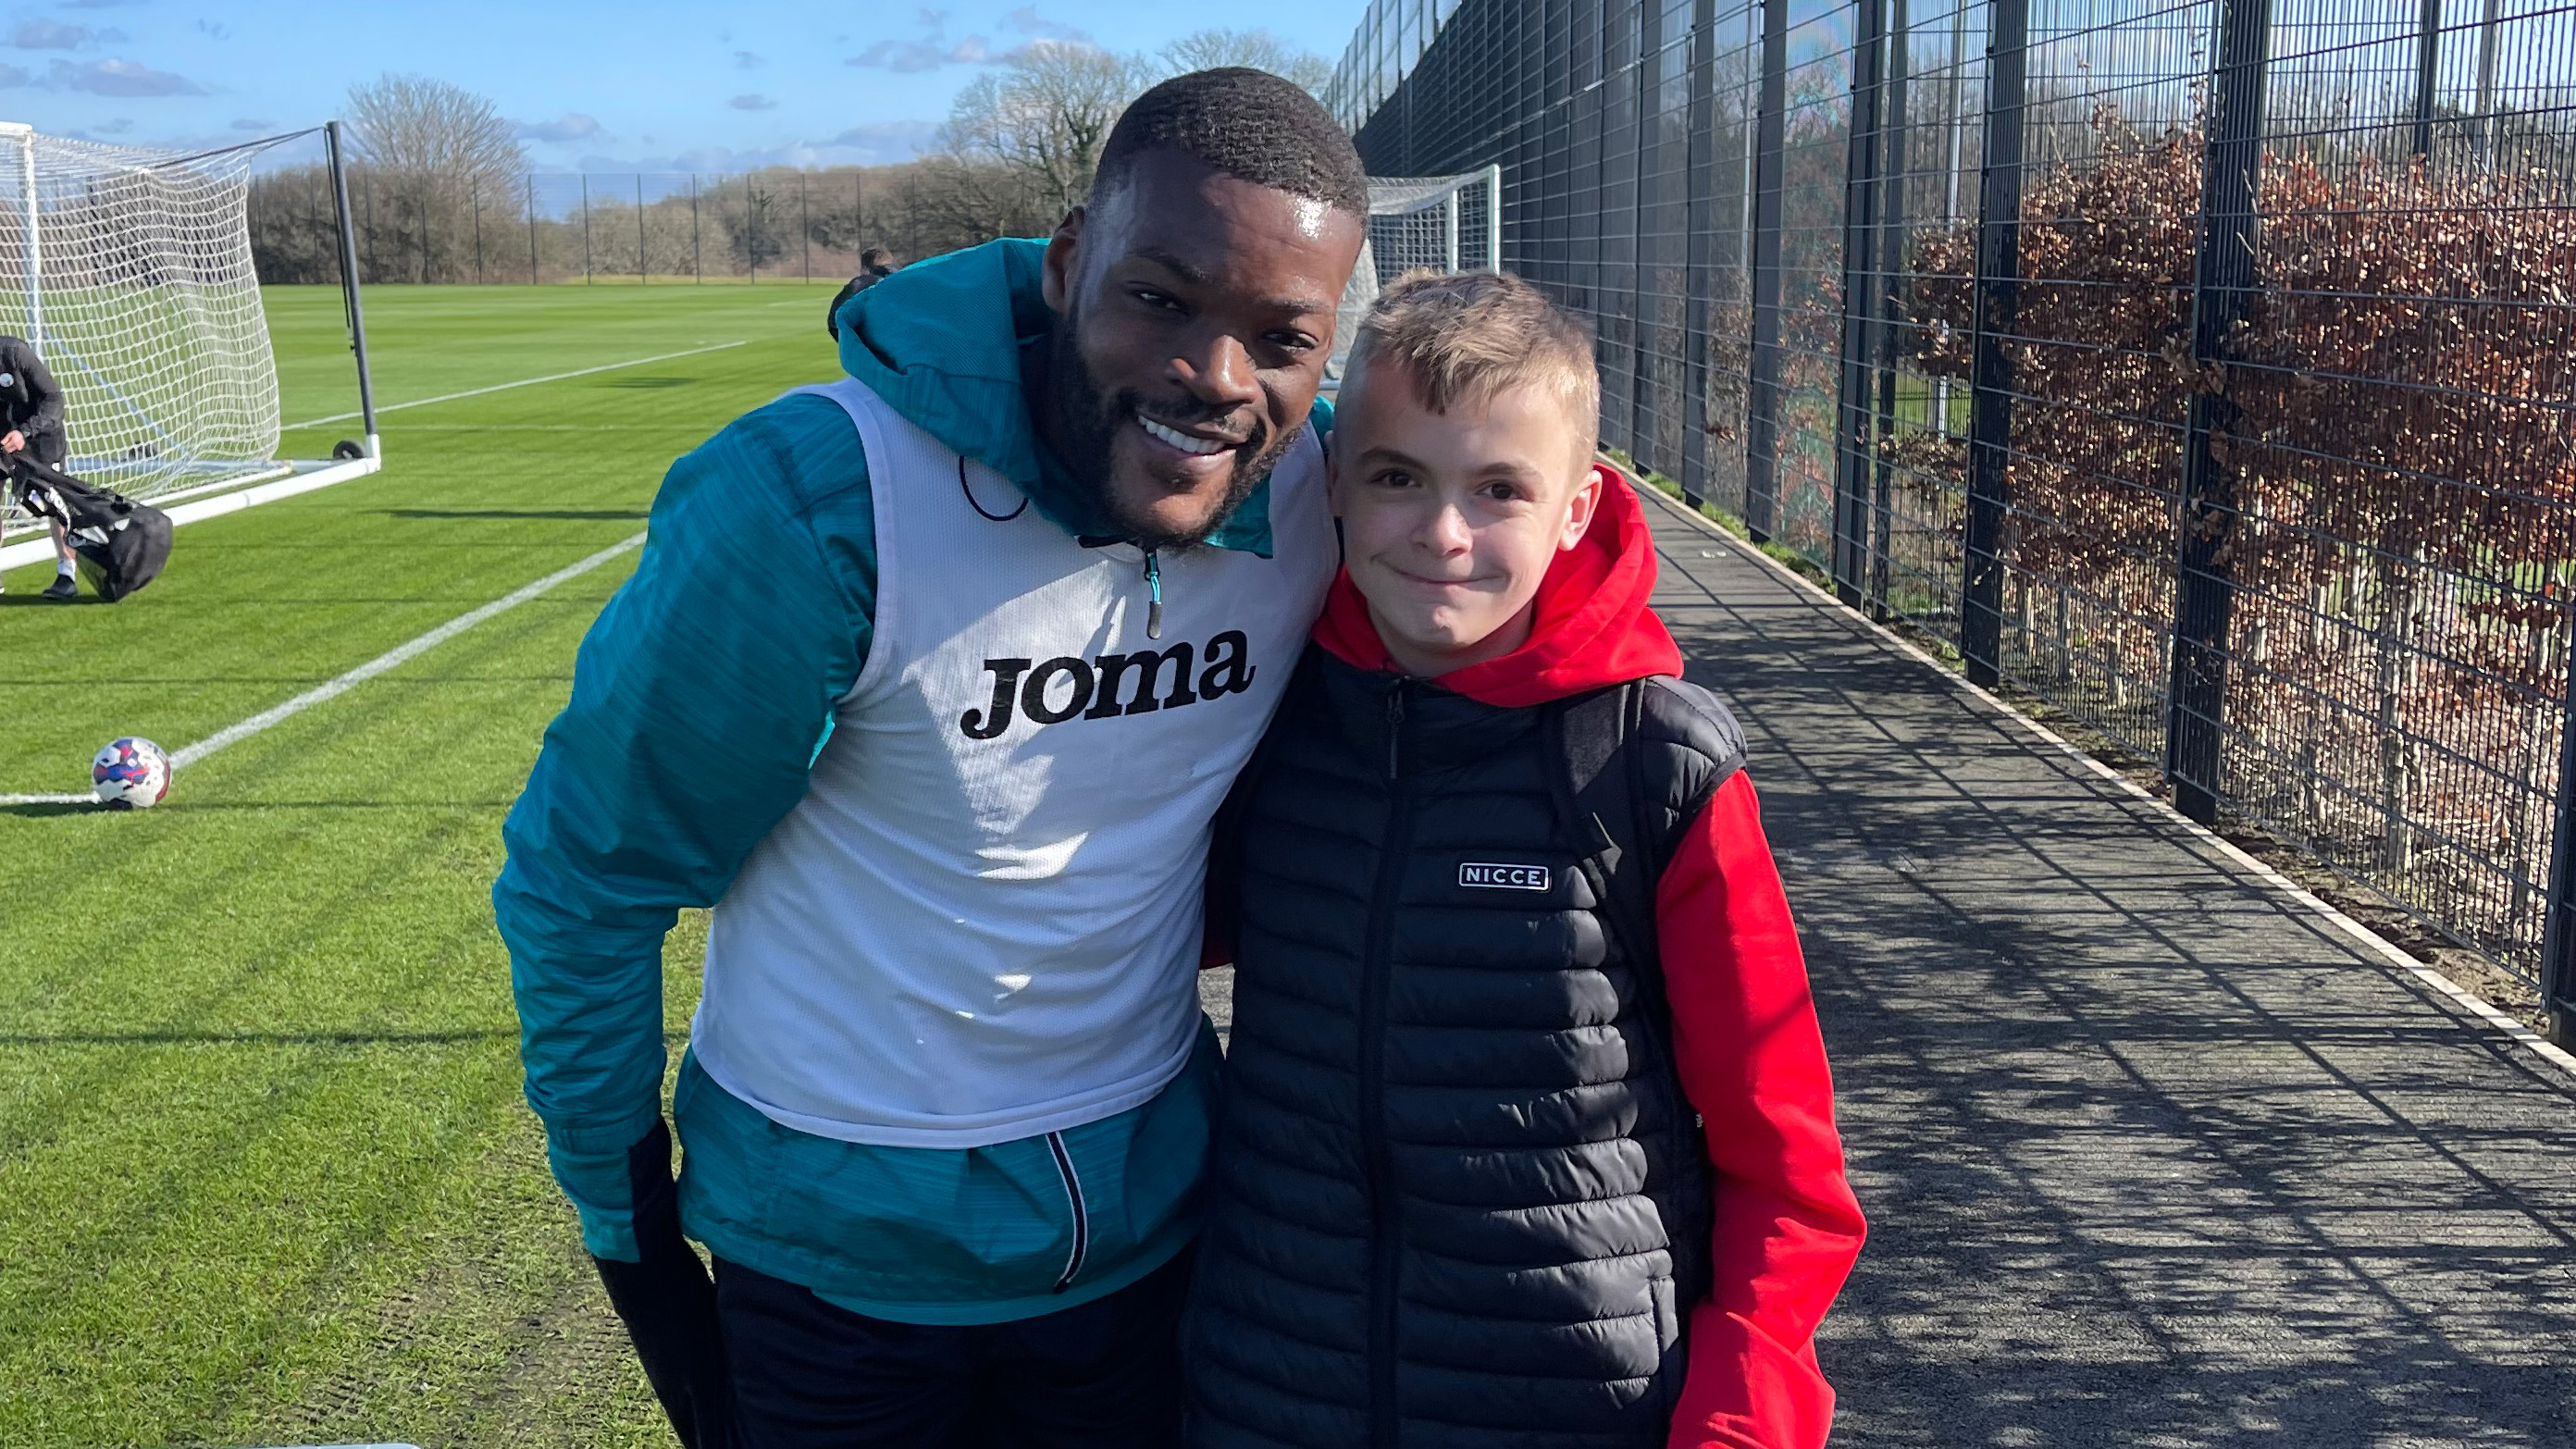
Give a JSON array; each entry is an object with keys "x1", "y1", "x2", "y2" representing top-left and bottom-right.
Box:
[{"x1": 254, "y1": 31, "x2": 1330, "y2": 286}]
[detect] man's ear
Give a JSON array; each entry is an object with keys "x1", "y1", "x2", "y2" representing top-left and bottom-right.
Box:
[
  {"x1": 1041, "y1": 205, "x2": 1086, "y2": 314},
  {"x1": 1558, "y1": 463, "x2": 1604, "y2": 551}
]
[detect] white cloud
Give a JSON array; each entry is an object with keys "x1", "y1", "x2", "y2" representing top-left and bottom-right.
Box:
[
  {"x1": 231, "y1": 117, "x2": 274, "y2": 131},
  {"x1": 11, "y1": 19, "x2": 125, "y2": 49},
  {"x1": 515, "y1": 113, "x2": 604, "y2": 143},
  {"x1": 728, "y1": 93, "x2": 777, "y2": 111},
  {"x1": 1003, "y1": 6, "x2": 1087, "y2": 41},
  {"x1": 734, "y1": 50, "x2": 763, "y2": 69},
  {"x1": 52, "y1": 58, "x2": 205, "y2": 96}
]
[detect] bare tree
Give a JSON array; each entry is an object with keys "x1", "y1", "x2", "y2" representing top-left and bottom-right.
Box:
[
  {"x1": 1160, "y1": 28, "x2": 1333, "y2": 95},
  {"x1": 938, "y1": 42, "x2": 1151, "y2": 223},
  {"x1": 344, "y1": 73, "x2": 526, "y2": 282}
]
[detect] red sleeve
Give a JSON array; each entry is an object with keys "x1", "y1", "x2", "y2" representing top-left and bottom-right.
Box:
[{"x1": 1657, "y1": 772, "x2": 1866, "y2": 1449}]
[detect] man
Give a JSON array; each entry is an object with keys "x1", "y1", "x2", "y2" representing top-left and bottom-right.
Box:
[
  {"x1": 495, "y1": 68, "x2": 1367, "y2": 1448},
  {"x1": 823, "y1": 248, "x2": 902, "y2": 341},
  {"x1": 0, "y1": 333, "x2": 79, "y2": 600}
]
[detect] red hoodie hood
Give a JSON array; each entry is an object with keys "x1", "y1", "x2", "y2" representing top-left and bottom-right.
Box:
[{"x1": 1313, "y1": 462, "x2": 1683, "y2": 707}]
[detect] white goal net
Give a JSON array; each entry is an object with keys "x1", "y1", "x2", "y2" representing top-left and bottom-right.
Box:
[
  {"x1": 0, "y1": 123, "x2": 281, "y2": 506},
  {"x1": 1331, "y1": 166, "x2": 1505, "y2": 378}
]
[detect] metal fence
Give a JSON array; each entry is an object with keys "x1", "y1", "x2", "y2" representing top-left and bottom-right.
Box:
[
  {"x1": 1336, "y1": 0, "x2": 2576, "y2": 1031},
  {"x1": 249, "y1": 169, "x2": 880, "y2": 286}
]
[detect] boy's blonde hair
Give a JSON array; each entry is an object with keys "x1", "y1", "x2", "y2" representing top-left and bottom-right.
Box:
[{"x1": 1346, "y1": 269, "x2": 1600, "y2": 459}]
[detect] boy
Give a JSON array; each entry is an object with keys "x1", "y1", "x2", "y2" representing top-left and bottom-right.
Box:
[{"x1": 1183, "y1": 271, "x2": 1866, "y2": 1449}]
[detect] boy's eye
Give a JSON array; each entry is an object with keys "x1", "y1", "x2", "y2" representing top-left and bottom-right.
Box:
[{"x1": 1372, "y1": 468, "x2": 1416, "y2": 489}]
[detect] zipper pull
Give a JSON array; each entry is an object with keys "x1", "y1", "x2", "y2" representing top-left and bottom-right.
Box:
[
  {"x1": 1144, "y1": 550, "x2": 1164, "y2": 640},
  {"x1": 1385, "y1": 684, "x2": 1405, "y2": 780}
]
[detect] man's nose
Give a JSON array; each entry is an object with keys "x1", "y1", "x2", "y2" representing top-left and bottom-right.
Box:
[{"x1": 1168, "y1": 333, "x2": 1260, "y2": 413}]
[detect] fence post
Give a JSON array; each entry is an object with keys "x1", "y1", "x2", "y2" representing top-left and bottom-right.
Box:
[
  {"x1": 2412, "y1": 0, "x2": 2442, "y2": 159},
  {"x1": 2544, "y1": 674, "x2": 2576, "y2": 1045},
  {"x1": 638, "y1": 174, "x2": 648, "y2": 283},
  {"x1": 526, "y1": 175, "x2": 537, "y2": 283},
  {"x1": 581, "y1": 174, "x2": 592, "y2": 285},
  {"x1": 692, "y1": 175, "x2": 702, "y2": 282},
  {"x1": 1960, "y1": 0, "x2": 2029, "y2": 687},
  {"x1": 1743, "y1": 0, "x2": 1790, "y2": 543},
  {"x1": 1681, "y1": 0, "x2": 1717, "y2": 509},
  {"x1": 1629, "y1": 0, "x2": 1662, "y2": 477},
  {"x1": 2163, "y1": 0, "x2": 2274, "y2": 823},
  {"x1": 1872, "y1": 0, "x2": 1912, "y2": 613},
  {"x1": 802, "y1": 170, "x2": 811, "y2": 281},
  {"x1": 1834, "y1": 0, "x2": 1889, "y2": 606},
  {"x1": 472, "y1": 180, "x2": 483, "y2": 284}
]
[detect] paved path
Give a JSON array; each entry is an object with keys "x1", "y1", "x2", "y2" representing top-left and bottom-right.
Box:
[{"x1": 1633, "y1": 489, "x2": 2576, "y2": 1447}]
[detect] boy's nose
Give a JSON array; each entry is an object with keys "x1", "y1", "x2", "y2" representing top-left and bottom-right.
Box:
[{"x1": 1420, "y1": 502, "x2": 1474, "y2": 553}]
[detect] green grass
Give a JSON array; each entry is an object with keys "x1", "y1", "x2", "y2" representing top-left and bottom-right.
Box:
[{"x1": 0, "y1": 280, "x2": 842, "y2": 1448}]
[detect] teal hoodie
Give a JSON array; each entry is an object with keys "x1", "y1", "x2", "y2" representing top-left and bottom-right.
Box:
[{"x1": 494, "y1": 239, "x2": 1321, "y2": 1323}]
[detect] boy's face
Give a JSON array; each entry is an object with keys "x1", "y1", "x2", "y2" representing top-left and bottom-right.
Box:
[{"x1": 1330, "y1": 360, "x2": 1601, "y2": 678}]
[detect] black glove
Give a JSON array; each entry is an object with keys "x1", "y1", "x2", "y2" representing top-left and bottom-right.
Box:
[{"x1": 593, "y1": 1118, "x2": 734, "y2": 1449}]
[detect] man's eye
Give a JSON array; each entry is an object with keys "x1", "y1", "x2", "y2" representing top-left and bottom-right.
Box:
[
  {"x1": 1265, "y1": 331, "x2": 1318, "y2": 353},
  {"x1": 1133, "y1": 289, "x2": 1183, "y2": 312}
]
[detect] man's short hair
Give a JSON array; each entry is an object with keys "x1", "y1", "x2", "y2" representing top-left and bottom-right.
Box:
[
  {"x1": 1348, "y1": 269, "x2": 1601, "y2": 455},
  {"x1": 1092, "y1": 68, "x2": 1368, "y2": 217}
]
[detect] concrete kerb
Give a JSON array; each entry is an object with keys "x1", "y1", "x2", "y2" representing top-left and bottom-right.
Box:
[{"x1": 1632, "y1": 479, "x2": 2576, "y2": 1086}]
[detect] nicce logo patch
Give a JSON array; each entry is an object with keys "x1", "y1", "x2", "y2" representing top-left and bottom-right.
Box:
[{"x1": 1458, "y1": 862, "x2": 1551, "y2": 891}]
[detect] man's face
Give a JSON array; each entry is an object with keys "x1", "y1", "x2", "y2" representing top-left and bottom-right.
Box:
[
  {"x1": 1329, "y1": 361, "x2": 1600, "y2": 678},
  {"x1": 1040, "y1": 151, "x2": 1365, "y2": 550}
]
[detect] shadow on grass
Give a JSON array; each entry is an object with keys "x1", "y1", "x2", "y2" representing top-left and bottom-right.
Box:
[
  {"x1": 0, "y1": 1028, "x2": 516, "y2": 1046},
  {"x1": 375, "y1": 508, "x2": 650, "y2": 520},
  {"x1": 0, "y1": 593, "x2": 109, "y2": 608},
  {"x1": 1, "y1": 800, "x2": 95, "y2": 818}
]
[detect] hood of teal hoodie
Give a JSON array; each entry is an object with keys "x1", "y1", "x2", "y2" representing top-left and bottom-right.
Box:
[{"x1": 831, "y1": 236, "x2": 1298, "y2": 555}]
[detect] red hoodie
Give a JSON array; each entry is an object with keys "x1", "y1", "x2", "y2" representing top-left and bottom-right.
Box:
[{"x1": 1311, "y1": 464, "x2": 1868, "y2": 1449}]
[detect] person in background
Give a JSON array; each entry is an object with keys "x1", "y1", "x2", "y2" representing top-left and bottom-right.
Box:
[
  {"x1": 0, "y1": 333, "x2": 78, "y2": 600},
  {"x1": 824, "y1": 248, "x2": 904, "y2": 341}
]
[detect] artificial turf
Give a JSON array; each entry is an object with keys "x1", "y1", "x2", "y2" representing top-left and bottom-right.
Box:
[{"x1": 0, "y1": 279, "x2": 845, "y2": 1448}]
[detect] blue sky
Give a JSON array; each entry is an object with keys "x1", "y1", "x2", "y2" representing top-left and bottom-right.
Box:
[{"x1": 6, "y1": 0, "x2": 1370, "y2": 170}]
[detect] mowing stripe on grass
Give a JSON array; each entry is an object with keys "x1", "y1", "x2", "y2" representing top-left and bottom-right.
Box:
[
  {"x1": 282, "y1": 341, "x2": 748, "y2": 429},
  {"x1": 0, "y1": 532, "x2": 646, "y2": 806}
]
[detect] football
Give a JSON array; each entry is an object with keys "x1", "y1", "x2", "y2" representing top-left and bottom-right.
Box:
[{"x1": 92, "y1": 737, "x2": 172, "y2": 810}]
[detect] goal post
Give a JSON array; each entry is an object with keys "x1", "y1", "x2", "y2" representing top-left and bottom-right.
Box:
[
  {"x1": 1329, "y1": 165, "x2": 1505, "y2": 381},
  {"x1": 0, "y1": 120, "x2": 379, "y2": 570}
]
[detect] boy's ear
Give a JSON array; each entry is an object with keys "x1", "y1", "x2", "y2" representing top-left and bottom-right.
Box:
[{"x1": 1557, "y1": 462, "x2": 1604, "y2": 552}]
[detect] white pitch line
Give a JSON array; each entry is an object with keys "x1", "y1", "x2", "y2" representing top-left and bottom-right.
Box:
[
  {"x1": 0, "y1": 531, "x2": 647, "y2": 807},
  {"x1": 281, "y1": 341, "x2": 747, "y2": 430}
]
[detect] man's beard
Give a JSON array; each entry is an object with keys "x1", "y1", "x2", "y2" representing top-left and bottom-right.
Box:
[{"x1": 1046, "y1": 313, "x2": 1298, "y2": 552}]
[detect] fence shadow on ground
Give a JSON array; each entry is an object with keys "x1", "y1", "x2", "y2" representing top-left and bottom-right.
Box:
[{"x1": 1648, "y1": 506, "x2": 2576, "y2": 1447}]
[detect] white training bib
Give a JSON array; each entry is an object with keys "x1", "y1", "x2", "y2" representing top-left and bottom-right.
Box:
[{"x1": 691, "y1": 377, "x2": 1336, "y2": 1147}]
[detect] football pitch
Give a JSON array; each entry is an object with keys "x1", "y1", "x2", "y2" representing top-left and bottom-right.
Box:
[{"x1": 0, "y1": 280, "x2": 846, "y2": 1448}]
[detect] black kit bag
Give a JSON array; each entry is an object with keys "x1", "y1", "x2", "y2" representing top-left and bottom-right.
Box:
[{"x1": 13, "y1": 463, "x2": 172, "y2": 601}]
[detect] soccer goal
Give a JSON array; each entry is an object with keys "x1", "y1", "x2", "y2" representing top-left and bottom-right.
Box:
[
  {"x1": 1330, "y1": 165, "x2": 1505, "y2": 381},
  {"x1": 0, "y1": 120, "x2": 379, "y2": 570}
]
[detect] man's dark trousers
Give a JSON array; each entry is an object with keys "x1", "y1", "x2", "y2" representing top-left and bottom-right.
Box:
[{"x1": 716, "y1": 1253, "x2": 1189, "y2": 1449}]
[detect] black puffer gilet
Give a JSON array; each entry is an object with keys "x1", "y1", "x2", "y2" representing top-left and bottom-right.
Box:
[{"x1": 1185, "y1": 646, "x2": 1746, "y2": 1449}]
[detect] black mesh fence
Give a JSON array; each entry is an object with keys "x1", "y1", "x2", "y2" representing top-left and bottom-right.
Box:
[{"x1": 1338, "y1": 0, "x2": 2576, "y2": 1022}]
